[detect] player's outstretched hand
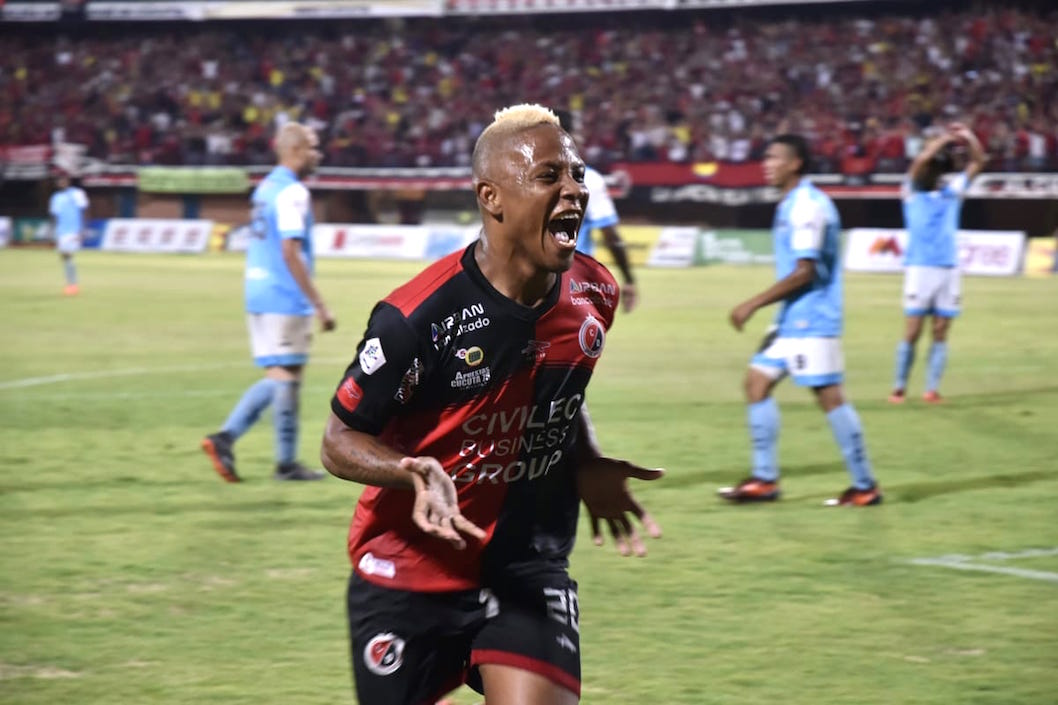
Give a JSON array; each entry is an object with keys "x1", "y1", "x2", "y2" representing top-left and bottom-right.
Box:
[
  {"x1": 578, "y1": 457, "x2": 663, "y2": 557},
  {"x1": 402, "y1": 456, "x2": 485, "y2": 550}
]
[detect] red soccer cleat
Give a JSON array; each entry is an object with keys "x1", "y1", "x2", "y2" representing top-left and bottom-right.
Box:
[
  {"x1": 922, "y1": 390, "x2": 943, "y2": 404},
  {"x1": 718, "y1": 477, "x2": 781, "y2": 503},
  {"x1": 888, "y1": 389, "x2": 906, "y2": 404},
  {"x1": 824, "y1": 485, "x2": 883, "y2": 507}
]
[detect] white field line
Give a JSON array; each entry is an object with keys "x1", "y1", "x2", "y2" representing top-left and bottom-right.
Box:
[
  {"x1": 0, "y1": 358, "x2": 352, "y2": 392},
  {"x1": 907, "y1": 547, "x2": 1058, "y2": 584}
]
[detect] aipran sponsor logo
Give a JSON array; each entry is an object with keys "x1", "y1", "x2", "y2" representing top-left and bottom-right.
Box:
[
  {"x1": 569, "y1": 279, "x2": 616, "y2": 308},
  {"x1": 432, "y1": 302, "x2": 490, "y2": 347}
]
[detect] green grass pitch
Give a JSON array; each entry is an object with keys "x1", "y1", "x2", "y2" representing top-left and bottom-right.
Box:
[{"x1": 1, "y1": 249, "x2": 1055, "y2": 704}]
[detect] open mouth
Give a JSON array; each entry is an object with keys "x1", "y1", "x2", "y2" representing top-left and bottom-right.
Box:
[{"x1": 548, "y1": 212, "x2": 581, "y2": 250}]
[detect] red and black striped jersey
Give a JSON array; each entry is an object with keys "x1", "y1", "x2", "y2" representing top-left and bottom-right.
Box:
[{"x1": 331, "y1": 243, "x2": 618, "y2": 592}]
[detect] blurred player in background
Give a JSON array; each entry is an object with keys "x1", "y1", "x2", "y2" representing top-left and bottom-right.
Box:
[
  {"x1": 890, "y1": 123, "x2": 986, "y2": 404},
  {"x1": 202, "y1": 122, "x2": 336, "y2": 483},
  {"x1": 721, "y1": 134, "x2": 881, "y2": 507},
  {"x1": 49, "y1": 171, "x2": 88, "y2": 296},
  {"x1": 554, "y1": 109, "x2": 638, "y2": 312},
  {"x1": 320, "y1": 104, "x2": 661, "y2": 705}
]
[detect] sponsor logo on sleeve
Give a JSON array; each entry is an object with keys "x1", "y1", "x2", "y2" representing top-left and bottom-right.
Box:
[
  {"x1": 363, "y1": 632, "x2": 405, "y2": 676},
  {"x1": 359, "y1": 337, "x2": 386, "y2": 375},
  {"x1": 578, "y1": 315, "x2": 605, "y2": 358},
  {"x1": 336, "y1": 377, "x2": 364, "y2": 412}
]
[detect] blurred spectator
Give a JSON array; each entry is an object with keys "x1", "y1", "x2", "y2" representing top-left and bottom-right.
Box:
[{"x1": 1, "y1": 5, "x2": 1055, "y2": 172}]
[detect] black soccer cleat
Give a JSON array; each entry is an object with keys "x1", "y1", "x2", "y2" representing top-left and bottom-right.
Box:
[
  {"x1": 274, "y1": 461, "x2": 327, "y2": 482},
  {"x1": 202, "y1": 432, "x2": 239, "y2": 483}
]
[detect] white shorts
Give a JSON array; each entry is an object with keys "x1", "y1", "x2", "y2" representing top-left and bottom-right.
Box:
[
  {"x1": 750, "y1": 332, "x2": 844, "y2": 387},
  {"x1": 57, "y1": 233, "x2": 81, "y2": 254},
  {"x1": 247, "y1": 313, "x2": 312, "y2": 368},
  {"x1": 903, "y1": 265, "x2": 961, "y2": 318}
]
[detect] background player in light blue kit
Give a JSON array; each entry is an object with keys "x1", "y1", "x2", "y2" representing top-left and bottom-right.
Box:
[
  {"x1": 48, "y1": 171, "x2": 89, "y2": 296},
  {"x1": 890, "y1": 123, "x2": 986, "y2": 404},
  {"x1": 202, "y1": 122, "x2": 336, "y2": 482},
  {"x1": 719, "y1": 134, "x2": 881, "y2": 507}
]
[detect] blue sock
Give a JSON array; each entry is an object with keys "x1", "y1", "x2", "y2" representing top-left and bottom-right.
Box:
[
  {"x1": 64, "y1": 259, "x2": 78, "y2": 285},
  {"x1": 221, "y1": 378, "x2": 278, "y2": 439},
  {"x1": 273, "y1": 380, "x2": 300, "y2": 465},
  {"x1": 748, "y1": 398, "x2": 780, "y2": 482},
  {"x1": 826, "y1": 403, "x2": 875, "y2": 490},
  {"x1": 926, "y1": 342, "x2": 948, "y2": 393},
  {"x1": 893, "y1": 341, "x2": 914, "y2": 391}
]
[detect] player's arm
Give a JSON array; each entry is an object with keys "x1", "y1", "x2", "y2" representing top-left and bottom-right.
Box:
[
  {"x1": 320, "y1": 306, "x2": 483, "y2": 548},
  {"x1": 908, "y1": 131, "x2": 957, "y2": 183},
  {"x1": 598, "y1": 224, "x2": 637, "y2": 312},
  {"x1": 276, "y1": 184, "x2": 335, "y2": 331},
  {"x1": 953, "y1": 124, "x2": 987, "y2": 181},
  {"x1": 729, "y1": 258, "x2": 815, "y2": 331},
  {"x1": 280, "y1": 238, "x2": 335, "y2": 330},
  {"x1": 322, "y1": 414, "x2": 484, "y2": 549},
  {"x1": 574, "y1": 404, "x2": 663, "y2": 557}
]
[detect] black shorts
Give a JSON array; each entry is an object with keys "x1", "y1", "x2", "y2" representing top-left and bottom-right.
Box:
[{"x1": 347, "y1": 569, "x2": 581, "y2": 705}]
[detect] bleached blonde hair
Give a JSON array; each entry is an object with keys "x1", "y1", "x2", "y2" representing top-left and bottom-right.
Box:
[{"x1": 472, "y1": 104, "x2": 561, "y2": 181}]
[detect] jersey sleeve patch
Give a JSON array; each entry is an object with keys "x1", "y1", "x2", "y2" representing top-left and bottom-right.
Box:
[
  {"x1": 275, "y1": 182, "x2": 309, "y2": 237},
  {"x1": 789, "y1": 194, "x2": 825, "y2": 254},
  {"x1": 331, "y1": 302, "x2": 428, "y2": 434}
]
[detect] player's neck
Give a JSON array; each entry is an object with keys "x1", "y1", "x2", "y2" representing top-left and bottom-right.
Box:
[
  {"x1": 473, "y1": 241, "x2": 555, "y2": 307},
  {"x1": 779, "y1": 176, "x2": 801, "y2": 197}
]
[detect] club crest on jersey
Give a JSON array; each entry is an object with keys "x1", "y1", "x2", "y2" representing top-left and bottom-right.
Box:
[
  {"x1": 364, "y1": 633, "x2": 405, "y2": 676},
  {"x1": 578, "y1": 315, "x2": 605, "y2": 358},
  {"x1": 359, "y1": 337, "x2": 386, "y2": 375}
]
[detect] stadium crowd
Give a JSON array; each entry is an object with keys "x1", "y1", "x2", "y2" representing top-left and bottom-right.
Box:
[{"x1": 1, "y1": 5, "x2": 1055, "y2": 172}]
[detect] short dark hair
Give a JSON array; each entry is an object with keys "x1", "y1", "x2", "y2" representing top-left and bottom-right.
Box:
[
  {"x1": 769, "y1": 133, "x2": 812, "y2": 175},
  {"x1": 553, "y1": 109, "x2": 574, "y2": 135}
]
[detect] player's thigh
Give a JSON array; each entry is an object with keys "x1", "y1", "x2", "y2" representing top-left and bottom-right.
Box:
[
  {"x1": 346, "y1": 573, "x2": 486, "y2": 705},
  {"x1": 246, "y1": 313, "x2": 312, "y2": 368},
  {"x1": 903, "y1": 265, "x2": 942, "y2": 315},
  {"x1": 56, "y1": 233, "x2": 81, "y2": 254},
  {"x1": 783, "y1": 337, "x2": 844, "y2": 387},
  {"x1": 480, "y1": 664, "x2": 579, "y2": 705},
  {"x1": 749, "y1": 328, "x2": 789, "y2": 389},
  {"x1": 933, "y1": 267, "x2": 961, "y2": 319},
  {"x1": 470, "y1": 573, "x2": 581, "y2": 701}
]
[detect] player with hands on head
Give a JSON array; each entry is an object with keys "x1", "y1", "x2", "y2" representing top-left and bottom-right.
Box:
[
  {"x1": 889, "y1": 122, "x2": 986, "y2": 404},
  {"x1": 320, "y1": 104, "x2": 661, "y2": 705},
  {"x1": 721, "y1": 134, "x2": 881, "y2": 508}
]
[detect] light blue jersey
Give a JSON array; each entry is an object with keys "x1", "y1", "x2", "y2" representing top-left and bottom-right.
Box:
[
  {"x1": 245, "y1": 166, "x2": 315, "y2": 315},
  {"x1": 575, "y1": 166, "x2": 619, "y2": 256},
  {"x1": 49, "y1": 186, "x2": 88, "y2": 236},
  {"x1": 771, "y1": 179, "x2": 843, "y2": 338},
  {"x1": 902, "y1": 172, "x2": 968, "y2": 268}
]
